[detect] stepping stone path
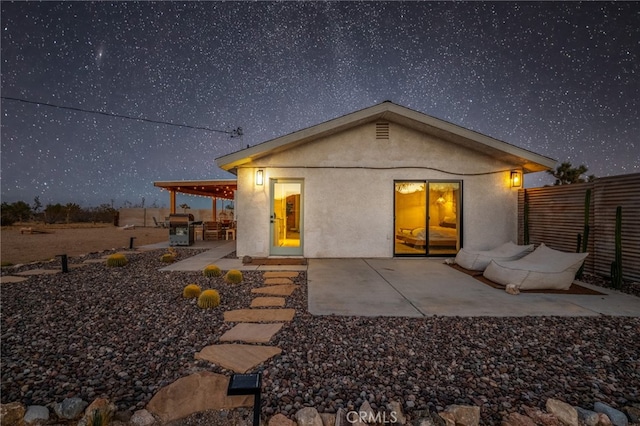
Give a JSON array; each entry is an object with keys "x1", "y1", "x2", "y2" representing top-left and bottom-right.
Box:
[
  {"x1": 146, "y1": 371, "x2": 253, "y2": 423},
  {"x1": 263, "y1": 271, "x2": 299, "y2": 278},
  {"x1": 224, "y1": 308, "x2": 296, "y2": 322},
  {"x1": 220, "y1": 323, "x2": 284, "y2": 343},
  {"x1": 195, "y1": 344, "x2": 283, "y2": 373},
  {"x1": 264, "y1": 277, "x2": 293, "y2": 285},
  {"x1": 147, "y1": 270, "x2": 301, "y2": 422},
  {"x1": 252, "y1": 284, "x2": 300, "y2": 296},
  {"x1": 251, "y1": 297, "x2": 286, "y2": 307}
]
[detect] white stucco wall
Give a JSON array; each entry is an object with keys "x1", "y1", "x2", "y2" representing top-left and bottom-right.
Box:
[{"x1": 235, "y1": 122, "x2": 520, "y2": 258}]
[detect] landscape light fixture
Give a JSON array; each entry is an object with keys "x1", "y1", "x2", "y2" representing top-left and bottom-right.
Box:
[
  {"x1": 511, "y1": 170, "x2": 522, "y2": 188},
  {"x1": 227, "y1": 373, "x2": 262, "y2": 426},
  {"x1": 256, "y1": 169, "x2": 264, "y2": 186}
]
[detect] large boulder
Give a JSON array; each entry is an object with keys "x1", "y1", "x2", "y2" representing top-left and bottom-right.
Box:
[
  {"x1": 295, "y1": 407, "x2": 323, "y2": 426},
  {"x1": 78, "y1": 398, "x2": 117, "y2": 426},
  {"x1": 268, "y1": 413, "x2": 296, "y2": 426},
  {"x1": 546, "y1": 399, "x2": 578, "y2": 426},
  {"x1": 129, "y1": 409, "x2": 156, "y2": 426},
  {"x1": 501, "y1": 412, "x2": 537, "y2": 426},
  {"x1": 440, "y1": 405, "x2": 481, "y2": 426},
  {"x1": 53, "y1": 397, "x2": 88, "y2": 421},
  {"x1": 1, "y1": 402, "x2": 26, "y2": 426},
  {"x1": 24, "y1": 406, "x2": 49, "y2": 425},
  {"x1": 594, "y1": 402, "x2": 628, "y2": 426}
]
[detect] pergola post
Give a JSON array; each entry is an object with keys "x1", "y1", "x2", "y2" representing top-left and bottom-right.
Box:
[
  {"x1": 170, "y1": 190, "x2": 176, "y2": 214},
  {"x1": 212, "y1": 197, "x2": 217, "y2": 221}
]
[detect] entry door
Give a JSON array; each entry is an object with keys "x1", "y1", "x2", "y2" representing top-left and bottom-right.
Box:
[{"x1": 270, "y1": 179, "x2": 303, "y2": 256}]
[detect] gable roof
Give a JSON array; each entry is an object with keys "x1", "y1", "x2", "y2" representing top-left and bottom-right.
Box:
[{"x1": 216, "y1": 101, "x2": 556, "y2": 174}]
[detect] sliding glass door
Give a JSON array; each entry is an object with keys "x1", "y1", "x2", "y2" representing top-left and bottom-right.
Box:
[
  {"x1": 394, "y1": 181, "x2": 428, "y2": 255},
  {"x1": 394, "y1": 180, "x2": 461, "y2": 256}
]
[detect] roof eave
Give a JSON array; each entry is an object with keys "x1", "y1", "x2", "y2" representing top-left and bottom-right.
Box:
[{"x1": 215, "y1": 102, "x2": 556, "y2": 173}]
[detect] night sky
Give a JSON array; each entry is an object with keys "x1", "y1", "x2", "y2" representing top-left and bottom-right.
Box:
[{"x1": 2, "y1": 1, "x2": 638, "y2": 208}]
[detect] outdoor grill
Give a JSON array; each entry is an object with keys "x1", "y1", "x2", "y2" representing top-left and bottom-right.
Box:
[{"x1": 168, "y1": 213, "x2": 195, "y2": 246}]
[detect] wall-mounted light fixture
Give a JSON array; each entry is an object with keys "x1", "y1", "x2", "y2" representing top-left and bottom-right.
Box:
[
  {"x1": 511, "y1": 170, "x2": 522, "y2": 188},
  {"x1": 256, "y1": 169, "x2": 264, "y2": 186}
]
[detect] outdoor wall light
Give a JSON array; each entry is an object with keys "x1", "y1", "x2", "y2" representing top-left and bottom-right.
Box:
[
  {"x1": 256, "y1": 169, "x2": 264, "y2": 186},
  {"x1": 511, "y1": 170, "x2": 522, "y2": 188}
]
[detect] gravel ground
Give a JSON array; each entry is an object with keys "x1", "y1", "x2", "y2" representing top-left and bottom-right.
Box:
[{"x1": 1, "y1": 249, "x2": 639, "y2": 424}]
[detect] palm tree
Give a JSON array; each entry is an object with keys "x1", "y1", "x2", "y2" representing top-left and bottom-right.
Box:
[{"x1": 547, "y1": 162, "x2": 595, "y2": 185}]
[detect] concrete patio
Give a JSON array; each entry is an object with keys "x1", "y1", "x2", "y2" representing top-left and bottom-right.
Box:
[
  {"x1": 307, "y1": 258, "x2": 640, "y2": 317},
  {"x1": 149, "y1": 241, "x2": 640, "y2": 317}
]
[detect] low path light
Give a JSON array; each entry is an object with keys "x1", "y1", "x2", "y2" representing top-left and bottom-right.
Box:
[{"x1": 227, "y1": 373, "x2": 262, "y2": 426}]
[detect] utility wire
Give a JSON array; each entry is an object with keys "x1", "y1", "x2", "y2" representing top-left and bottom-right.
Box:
[{"x1": 1, "y1": 95, "x2": 242, "y2": 136}]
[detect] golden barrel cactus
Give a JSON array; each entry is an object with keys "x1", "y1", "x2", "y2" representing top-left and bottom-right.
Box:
[
  {"x1": 183, "y1": 284, "x2": 202, "y2": 299},
  {"x1": 203, "y1": 264, "x2": 222, "y2": 277},
  {"x1": 197, "y1": 289, "x2": 220, "y2": 309},
  {"x1": 224, "y1": 269, "x2": 243, "y2": 284},
  {"x1": 106, "y1": 253, "x2": 128, "y2": 267}
]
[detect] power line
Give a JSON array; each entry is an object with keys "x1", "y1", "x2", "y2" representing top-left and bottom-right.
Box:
[{"x1": 1, "y1": 96, "x2": 241, "y2": 136}]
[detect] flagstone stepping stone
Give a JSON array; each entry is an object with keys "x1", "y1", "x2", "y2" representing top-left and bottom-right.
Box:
[
  {"x1": 250, "y1": 297, "x2": 286, "y2": 308},
  {"x1": 195, "y1": 344, "x2": 282, "y2": 373},
  {"x1": 251, "y1": 285, "x2": 300, "y2": 296},
  {"x1": 15, "y1": 269, "x2": 59, "y2": 276},
  {"x1": 146, "y1": 371, "x2": 253, "y2": 423},
  {"x1": 263, "y1": 271, "x2": 299, "y2": 279},
  {"x1": 224, "y1": 308, "x2": 295, "y2": 322},
  {"x1": 264, "y1": 277, "x2": 293, "y2": 285},
  {"x1": 0, "y1": 276, "x2": 29, "y2": 284},
  {"x1": 220, "y1": 323, "x2": 284, "y2": 343}
]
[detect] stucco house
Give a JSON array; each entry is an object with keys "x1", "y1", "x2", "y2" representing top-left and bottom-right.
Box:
[{"x1": 216, "y1": 101, "x2": 556, "y2": 258}]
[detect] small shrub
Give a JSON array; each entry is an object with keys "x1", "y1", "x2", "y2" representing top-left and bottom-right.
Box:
[
  {"x1": 197, "y1": 289, "x2": 220, "y2": 309},
  {"x1": 203, "y1": 264, "x2": 222, "y2": 277},
  {"x1": 183, "y1": 284, "x2": 202, "y2": 299},
  {"x1": 106, "y1": 253, "x2": 128, "y2": 267},
  {"x1": 224, "y1": 269, "x2": 243, "y2": 284},
  {"x1": 160, "y1": 253, "x2": 175, "y2": 263},
  {"x1": 89, "y1": 409, "x2": 106, "y2": 426}
]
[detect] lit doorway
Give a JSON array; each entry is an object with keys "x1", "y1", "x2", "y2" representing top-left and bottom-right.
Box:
[{"x1": 270, "y1": 179, "x2": 303, "y2": 256}]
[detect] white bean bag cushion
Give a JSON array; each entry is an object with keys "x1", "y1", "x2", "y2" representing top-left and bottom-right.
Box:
[
  {"x1": 483, "y1": 243, "x2": 589, "y2": 290},
  {"x1": 455, "y1": 242, "x2": 534, "y2": 271}
]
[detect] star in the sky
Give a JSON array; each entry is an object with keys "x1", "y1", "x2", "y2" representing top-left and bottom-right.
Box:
[{"x1": 0, "y1": 1, "x2": 638, "y2": 208}]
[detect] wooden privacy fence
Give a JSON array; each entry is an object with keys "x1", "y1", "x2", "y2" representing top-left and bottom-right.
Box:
[{"x1": 518, "y1": 173, "x2": 640, "y2": 282}]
